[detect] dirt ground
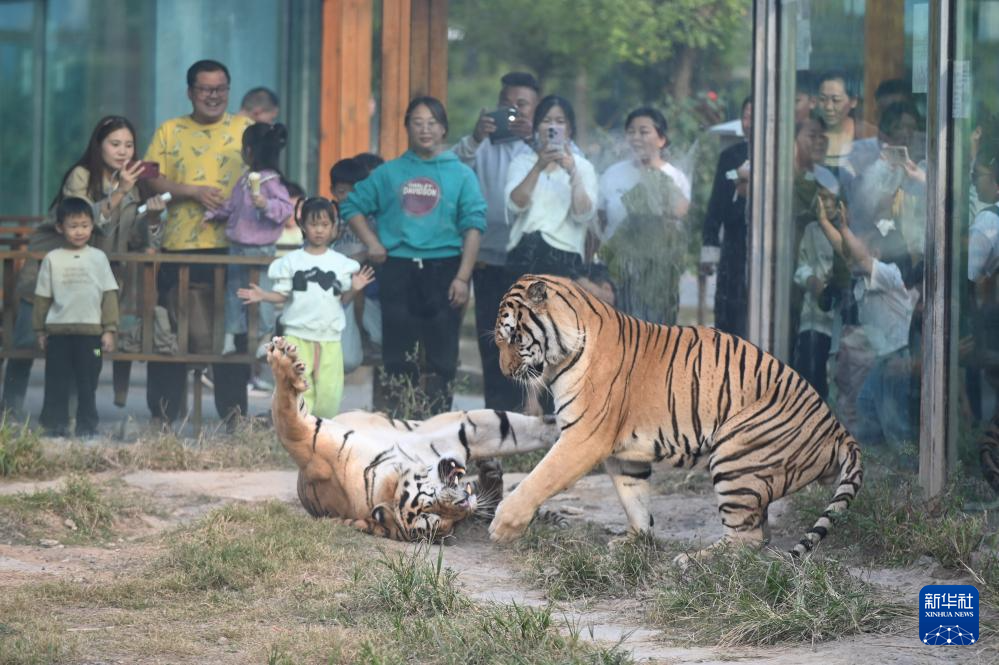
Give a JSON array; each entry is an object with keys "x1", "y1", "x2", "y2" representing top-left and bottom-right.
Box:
[{"x1": 0, "y1": 467, "x2": 987, "y2": 664}]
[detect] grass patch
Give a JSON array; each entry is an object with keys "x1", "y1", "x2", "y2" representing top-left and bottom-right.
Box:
[
  {"x1": 349, "y1": 546, "x2": 635, "y2": 665},
  {"x1": 0, "y1": 475, "x2": 129, "y2": 544},
  {"x1": 157, "y1": 500, "x2": 355, "y2": 592},
  {"x1": 0, "y1": 503, "x2": 632, "y2": 664},
  {"x1": 0, "y1": 416, "x2": 295, "y2": 480},
  {"x1": 517, "y1": 523, "x2": 677, "y2": 600},
  {"x1": 791, "y1": 476, "x2": 994, "y2": 570},
  {"x1": 0, "y1": 412, "x2": 44, "y2": 477},
  {"x1": 651, "y1": 548, "x2": 909, "y2": 646}
]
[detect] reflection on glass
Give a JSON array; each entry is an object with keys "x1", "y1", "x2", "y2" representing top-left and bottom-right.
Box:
[
  {"x1": 779, "y1": 1, "x2": 929, "y2": 474},
  {"x1": 955, "y1": 0, "x2": 999, "y2": 494}
]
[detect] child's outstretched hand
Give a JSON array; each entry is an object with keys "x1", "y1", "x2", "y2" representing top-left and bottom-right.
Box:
[
  {"x1": 101, "y1": 331, "x2": 115, "y2": 353},
  {"x1": 351, "y1": 266, "x2": 376, "y2": 292},
  {"x1": 238, "y1": 283, "x2": 266, "y2": 304}
]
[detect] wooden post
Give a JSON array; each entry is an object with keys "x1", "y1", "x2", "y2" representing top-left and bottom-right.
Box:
[
  {"x1": 409, "y1": 0, "x2": 449, "y2": 102},
  {"x1": 380, "y1": 0, "x2": 448, "y2": 158},
  {"x1": 380, "y1": 0, "x2": 412, "y2": 159},
  {"x1": 320, "y1": 0, "x2": 374, "y2": 194},
  {"x1": 862, "y1": 0, "x2": 905, "y2": 127}
]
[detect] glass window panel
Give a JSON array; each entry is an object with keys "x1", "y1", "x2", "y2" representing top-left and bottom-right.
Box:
[
  {"x1": 953, "y1": 0, "x2": 999, "y2": 491},
  {"x1": 777, "y1": 0, "x2": 929, "y2": 475},
  {"x1": 0, "y1": 0, "x2": 41, "y2": 215},
  {"x1": 446, "y1": 0, "x2": 753, "y2": 330}
]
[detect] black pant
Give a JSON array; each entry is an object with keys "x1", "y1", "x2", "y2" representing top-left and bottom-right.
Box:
[
  {"x1": 378, "y1": 256, "x2": 463, "y2": 415},
  {"x1": 146, "y1": 249, "x2": 249, "y2": 424},
  {"x1": 792, "y1": 330, "x2": 832, "y2": 400},
  {"x1": 40, "y1": 334, "x2": 102, "y2": 435},
  {"x1": 506, "y1": 231, "x2": 583, "y2": 281},
  {"x1": 473, "y1": 263, "x2": 522, "y2": 411}
]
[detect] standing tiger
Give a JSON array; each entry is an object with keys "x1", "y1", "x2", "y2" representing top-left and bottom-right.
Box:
[{"x1": 489, "y1": 275, "x2": 863, "y2": 563}]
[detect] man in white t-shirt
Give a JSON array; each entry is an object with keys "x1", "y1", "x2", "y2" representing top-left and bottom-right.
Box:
[{"x1": 33, "y1": 197, "x2": 119, "y2": 437}]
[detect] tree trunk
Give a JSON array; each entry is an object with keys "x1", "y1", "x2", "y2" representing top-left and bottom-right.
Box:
[
  {"x1": 574, "y1": 69, "x2": 590, "y2": 147},
  {"x1": 669, "y1": 46, "x2": 696, "y2": 101}
]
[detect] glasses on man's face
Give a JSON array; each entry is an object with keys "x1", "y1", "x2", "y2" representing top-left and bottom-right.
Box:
[{"x1": 191, "y1": 85, "x2": 230, "y2": 98}]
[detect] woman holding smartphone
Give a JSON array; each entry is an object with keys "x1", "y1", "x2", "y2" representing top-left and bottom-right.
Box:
[
  {"x1": 3, "y1": 115, "x2": 167, "y2": 413},
  {"x1": 504, "y1": 95, "x2": 599, "y2": 282}
]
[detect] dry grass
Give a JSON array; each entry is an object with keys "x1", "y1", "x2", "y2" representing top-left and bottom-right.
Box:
[
  {"x1": 1, "y1": 416, "x2": 295, "y2": 481},
  {"x1": 0, "y1": 501, "x2": 632, "y2": 664}
]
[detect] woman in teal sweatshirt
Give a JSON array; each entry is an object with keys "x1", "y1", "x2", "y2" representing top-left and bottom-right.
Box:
[{"x1": 341, "y1": 96, "x2": 486, "y2": 415}]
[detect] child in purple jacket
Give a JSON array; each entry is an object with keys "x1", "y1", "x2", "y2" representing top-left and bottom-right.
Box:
[{"x1": 205, "y1": 122, "x2": 293, "y2": 354}]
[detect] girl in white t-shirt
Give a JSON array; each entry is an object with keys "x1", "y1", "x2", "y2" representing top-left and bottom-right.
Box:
[{"x1": 238, "y1": 198, "x2": 374, "y2": 417}]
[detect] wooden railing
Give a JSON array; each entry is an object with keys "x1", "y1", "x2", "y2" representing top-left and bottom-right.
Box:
[{"x1": 1, "y1": 250, "x2": 276, "y2": 429}]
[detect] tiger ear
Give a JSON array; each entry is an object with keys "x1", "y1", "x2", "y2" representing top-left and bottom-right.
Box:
[{"x1": 527, "y1": 281, "x2": 547, "y2": 304}]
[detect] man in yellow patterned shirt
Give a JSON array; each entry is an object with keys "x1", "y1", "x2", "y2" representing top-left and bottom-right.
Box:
[{"x1": 143, "y1": 59, "x2": 254, "y2": 428}]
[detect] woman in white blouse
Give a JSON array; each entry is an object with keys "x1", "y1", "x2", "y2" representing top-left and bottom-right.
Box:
[
  {"x1": 505, "y1": 95, "x2": 598, "y2": 281},
  {"x1": 597, "y1": 106, "x2": 690, "y2": 323}
]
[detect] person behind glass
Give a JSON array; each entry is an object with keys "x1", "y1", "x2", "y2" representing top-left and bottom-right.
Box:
[
  {"x1": 238, "y1": 87, "x2": 280, "y2": 125},
  {"x1": 340, "y1": 96, "x2": 486, "y2": 416},
  {"x1": 142, "y1": 59, "x2": 254, "y2": 428},
  {"x1": 969, "y1": 149, "x2": 999, "y2": 413},
  {"x1": 0, "y1": 116, "x2": 165, "y2": 418},
  {"x1": 33, "y1": 197, "x2": 119, "y2": 437},
  {"x1": 598, "y1": 106, "x2": 691, "y2": 323},
  {"x1": 701, "y1": 96, "x2": 752, "y2": 337},
  {"x1": 452, "y1": 71, "x2": 540, "y2": 412},
  {"x1": 848, "y1": 101, "x2": 927, "y2": 252},
  {"x1": 816, "y1": 69, "x2": 872, "y2": 183},
  {"x1": 204, "y1": 122, "x2": 293, "y2": 357},
  {"x1": 239, "y1": 198, "x2": 374, "y2": 417},
  {"x1": 815, "y1": 196, "x2": 920, "y2": 455},
  {"x1": 505, "y1": 95, "x2": 598, "y2": 282}
]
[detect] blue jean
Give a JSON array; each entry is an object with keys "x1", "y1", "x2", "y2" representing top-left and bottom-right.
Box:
[
  {"x1": 854, "y1": 347, "x2": 914, "y2": 450},
  {"x1": 225, "y1": 243, "x2": 276, "y2": 341}
]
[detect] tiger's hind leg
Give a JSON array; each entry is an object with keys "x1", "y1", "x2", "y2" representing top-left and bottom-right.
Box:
[{"x1": 605, "y1": 457, "x2": 655, "y2": 534}]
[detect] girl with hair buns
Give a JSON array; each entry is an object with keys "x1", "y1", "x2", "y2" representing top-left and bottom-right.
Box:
[{"x1": 204, "y1": 122, "x2": 294, "y2": 355}]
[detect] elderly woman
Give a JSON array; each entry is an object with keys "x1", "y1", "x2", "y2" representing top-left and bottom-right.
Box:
[
  {"x1": 597, "y1": 106, "x2": 691, "y2": 323},
  {"x1": 504, "y1": 95, "x2": 599, "y2": 282}
]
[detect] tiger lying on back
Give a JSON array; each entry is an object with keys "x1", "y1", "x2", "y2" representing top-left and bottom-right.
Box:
[
  {"x1": 489, "y1": 275, "x2": 863, "y2": 563},
  {"x1": 267, "y1": 337, "x2": 559, "y2": 541}
]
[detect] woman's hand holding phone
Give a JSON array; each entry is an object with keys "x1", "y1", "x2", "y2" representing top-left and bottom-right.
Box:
[{"x1": 118, "y1": 160, "x2": 145, "y2": 193}]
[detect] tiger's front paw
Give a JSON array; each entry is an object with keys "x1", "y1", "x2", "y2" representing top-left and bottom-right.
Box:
[
  {"x1": 488, "y1": 496, "x2": 533, "y2": 543},
  {"x1": 267, "y1": 337, "x2": 308, "y2": 394}
]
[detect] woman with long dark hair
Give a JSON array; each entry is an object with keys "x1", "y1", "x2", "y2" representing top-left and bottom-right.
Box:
[
  {"x1": 1, "y1": 115, "x2": 167, "y2": 415},
  {"x1": 504, "y1": 95, "x2": 599, "y2": 281}
]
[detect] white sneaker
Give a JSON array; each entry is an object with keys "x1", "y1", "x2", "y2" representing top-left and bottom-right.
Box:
[{"x1": 221, "y1": 333, "x2": 237, "y2": 355}]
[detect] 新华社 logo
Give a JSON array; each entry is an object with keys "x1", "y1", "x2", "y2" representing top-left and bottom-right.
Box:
[{"x1": 919, "y1": 584, "x2": 979, "y2": 645}]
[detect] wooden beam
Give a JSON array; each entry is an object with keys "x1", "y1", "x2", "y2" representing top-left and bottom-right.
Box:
[
  {"x1": 380, "y1": 0, "x2": 412, "y2": 159},
  {"x1": 320, "y1": 0, "x2": 373, "y2": 194},
  {"x1": 408, "y1": 0, "x2": 448, "y2": 102},
  {"x1": 862, "y1": 0, "x2": 905, "y2": 127},
  {"x1": 428, "y1": 0, "x2": 449, "y2": 103}
]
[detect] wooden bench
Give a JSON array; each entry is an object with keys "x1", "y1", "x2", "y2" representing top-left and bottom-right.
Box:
[{"x1": 0, "y1": 250, "x2": 276, "y2": 432}]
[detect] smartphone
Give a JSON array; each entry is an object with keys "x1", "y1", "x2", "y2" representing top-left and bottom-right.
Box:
[
  {"x1": 546, "y1": 125, "x2": 566, "y2": 151},
  {"x1": 883, "y1": 145, "x2": 909, "y2": 166},
  {"x1": 129, "y1": 161, "x2": 160, "y2": 180},
  {"x1": 487, "y1": 106, "x2": 519, "y2": 144}
]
